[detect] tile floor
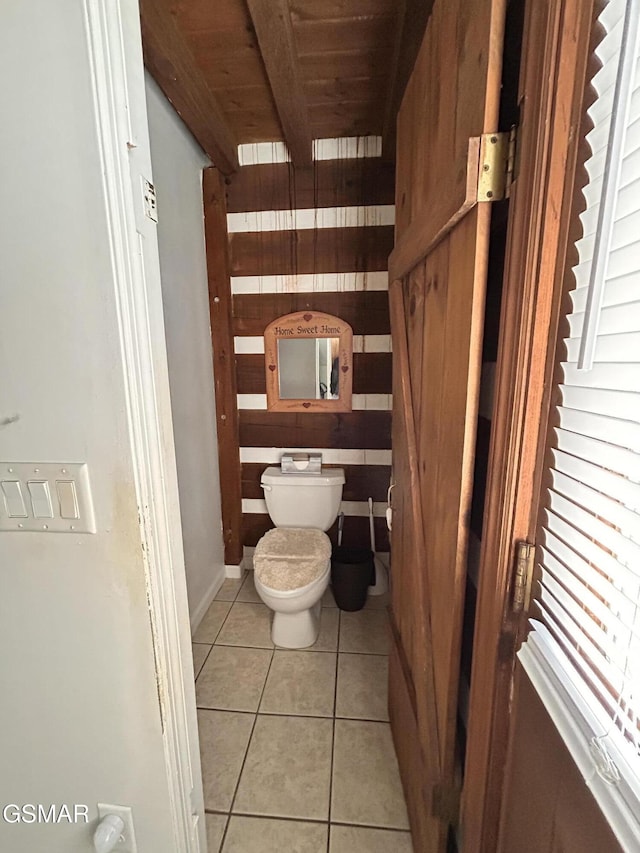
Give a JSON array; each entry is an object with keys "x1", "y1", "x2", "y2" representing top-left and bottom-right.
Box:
[{"x1": 192, "y1": 571, "x2": 412, "y2": 853}]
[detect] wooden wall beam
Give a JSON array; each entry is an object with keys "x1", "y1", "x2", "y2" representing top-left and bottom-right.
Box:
[
  {"x1": 203, "y1": 168, "x2": 243, "y2": 565},
  {"x1": 226, "y1": 159, "x2": 396, "y2": 213},
  {"x1": 245, "y1": 0, "x2": 313, "y2": 167},
  {"x1": 140, "y1": 0, "x2": 239, "y2": 174},
  {"x1": 239, "y1": 411, "x2": 392, "y2": 450},
  {"x1": 229, "y1": 226, "x2": 394, "y2": 277},
  {"x1": 233, "y1": 292, "x2": 391, "y2": 336}
]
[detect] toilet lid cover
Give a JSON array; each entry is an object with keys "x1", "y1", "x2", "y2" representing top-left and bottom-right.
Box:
[{"x1": 254, "y1": 527, "x2": 331, "y2": 591}]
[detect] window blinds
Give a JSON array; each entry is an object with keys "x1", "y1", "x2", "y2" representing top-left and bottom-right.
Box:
[{"x1": 529, "y1": 0, "x2": 640, "y2": 815}]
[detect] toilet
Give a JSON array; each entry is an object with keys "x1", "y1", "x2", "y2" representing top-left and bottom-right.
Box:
[{"x1": 253, "y1": 465, "x2": 345, "y2": 649}]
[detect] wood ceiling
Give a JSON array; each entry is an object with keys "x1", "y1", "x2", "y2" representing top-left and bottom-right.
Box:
[{"x1": 140, "y1": 0, "x2": 432, "y2": 173}]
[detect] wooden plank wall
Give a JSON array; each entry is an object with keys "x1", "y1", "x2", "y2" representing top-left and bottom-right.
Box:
[{"x1": 227, "y1": 140, "x2": 394, "y2": 556}]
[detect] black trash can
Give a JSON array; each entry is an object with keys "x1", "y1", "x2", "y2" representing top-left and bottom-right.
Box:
[{"x1": 331, "y1": 546, "x2": 375, "y2": 611}]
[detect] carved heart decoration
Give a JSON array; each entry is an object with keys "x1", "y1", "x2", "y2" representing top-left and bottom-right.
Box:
[
  {"x1": 303, "y1": 313, "x2": 313, "y2": 321},
  {"x1": 341, "y1": 365, "x2": 349, "y2": 373},
  {"x1": 302, "y1": 401, "x2": 311, "y2": 408},
  {"x1": 268, "y1": 364, "x2": 276, "y2": 371}
]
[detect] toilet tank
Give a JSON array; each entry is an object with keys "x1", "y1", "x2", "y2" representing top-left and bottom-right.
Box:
[{"x1": 261, "y1": 467, "x2": 345, "y2": 531}]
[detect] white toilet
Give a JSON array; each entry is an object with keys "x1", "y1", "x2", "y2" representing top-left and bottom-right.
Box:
[{"x1": 253, "y1": 465, "x2": 345, "y2": 649}]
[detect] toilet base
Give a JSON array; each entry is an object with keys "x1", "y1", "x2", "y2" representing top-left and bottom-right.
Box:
[{"x1": 272, "y1": 600, "x2": 322, "y2": 649}]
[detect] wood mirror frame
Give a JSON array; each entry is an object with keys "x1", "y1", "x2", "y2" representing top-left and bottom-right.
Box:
[{"x1": 264, "y1": 311, "x2": 353, "y2": 412}]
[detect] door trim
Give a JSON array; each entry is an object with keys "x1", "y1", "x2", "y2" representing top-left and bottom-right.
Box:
[
  {"x1": 460, "y1": 0, "x2": 597, "y2": 850},
  {"x1": 84, "y1": 0, "x2": 204, "y2": 849}
]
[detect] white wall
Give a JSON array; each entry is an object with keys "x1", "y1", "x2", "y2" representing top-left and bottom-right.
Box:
[
  {"x1": 0, "y1": 2, "x2": 193, "y2": 850},
  {"x1": 145, "y1": 75, "x2": 226, "y2": 627}
]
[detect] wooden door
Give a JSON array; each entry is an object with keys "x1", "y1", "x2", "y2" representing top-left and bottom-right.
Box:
[{"x1": 388, "y1": 0, "x2": 506, "y2": 849}]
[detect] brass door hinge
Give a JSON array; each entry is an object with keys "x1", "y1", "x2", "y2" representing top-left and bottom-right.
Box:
[
  {"x1": 476, "y1": 125, "x2": 518, "y2": 202},
  {"x1": 513, "y1": 540, "x2": 535, "y2": 614}
]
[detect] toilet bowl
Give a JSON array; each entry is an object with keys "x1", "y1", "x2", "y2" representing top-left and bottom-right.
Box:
[
  {"x1": 254, "y1": 532, "x2": 331, "y2": 648},
  {"x1": 253, "y1": 465, "x2": 344, "y2": 648}
]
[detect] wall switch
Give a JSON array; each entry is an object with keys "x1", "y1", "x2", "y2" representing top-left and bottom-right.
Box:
[
  {"x1": 27, "y1": 481, "x2": 54, "y2": 518},
  {"x1": 56, "y1": 480, "x2": 79, "y2": 519},
  {"x1": 96, "y1": 804, "x2": 137, "y2": 853},
  {"x1": 0, "y1": 462, "x2": 95, "y2": 532},
  {"x1": 1, "y1": 481, "x2": 28, "y2": 518}
]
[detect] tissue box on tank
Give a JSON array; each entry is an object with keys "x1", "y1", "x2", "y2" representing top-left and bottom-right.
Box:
[{"x1": 280, "y1": 452, "x2": 323, "y2": 474}]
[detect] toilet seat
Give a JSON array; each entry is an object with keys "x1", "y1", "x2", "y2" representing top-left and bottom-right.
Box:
[{"x1": 254, "y1": 527, "x2": 331, "y2": 591}]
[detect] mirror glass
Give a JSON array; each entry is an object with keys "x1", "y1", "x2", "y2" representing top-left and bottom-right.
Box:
[{"x1": 278, "y1": 337, "x2": 340, "y2": 399}]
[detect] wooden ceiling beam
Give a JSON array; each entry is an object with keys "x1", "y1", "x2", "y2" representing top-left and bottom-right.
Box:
[
  {"x1": 382, "y1": 0, "x2": 434, "y2": 159},
  {"x1": 139, "y1": 0, "x2": 239, "y2": 175},
  {"x1": 245, "y1": 0, "x2": 313, "y2": 167}
]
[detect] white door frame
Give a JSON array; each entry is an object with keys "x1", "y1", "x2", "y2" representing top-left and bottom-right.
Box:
[{"x1": 83, "y1": 0, "x2": 205, "y2": 849}]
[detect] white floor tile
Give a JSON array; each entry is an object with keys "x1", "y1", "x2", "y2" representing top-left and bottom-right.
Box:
[
  {"x1": 260, "y1": 650, "x2": 337, "y2": 717},
  {"x1": 331, "y1": 720, "x2": 409, "y2": 829},
  {"x1": 223, "y1": 815, "x2": 327, "y2": 852},
  {"x1": 234, "y1": 715, "x2": 333, "y2": 820},
  {"x1": 198, "y1": 709, "x2": 254, "y2": 812},
  {"x1": 192, "y1": 643, "x2": 212, "y2": 679},
  {"x1": 197, "y1": 646, "x2": 272, "y2": 712}
]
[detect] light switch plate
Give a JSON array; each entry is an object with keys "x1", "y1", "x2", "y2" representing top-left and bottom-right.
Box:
[
  {"x1": 0, "y1": 462, "x2": 96, "y2": 533},
  {"x1": 141, "y1": 177, "x2": 158, "y2": 223}
]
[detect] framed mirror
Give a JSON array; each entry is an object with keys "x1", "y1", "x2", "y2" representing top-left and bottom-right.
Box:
[{"x1": 264, "y1": 312, "x2": 353, "y2": 412}]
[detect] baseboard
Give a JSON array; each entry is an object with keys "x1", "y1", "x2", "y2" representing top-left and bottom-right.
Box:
[
  {"x1": 190, "y1": 571, "x2": 225, "y2": 634},
  {"x1": 225, "y1": 563, "x2": 244, "y2": 579}
]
